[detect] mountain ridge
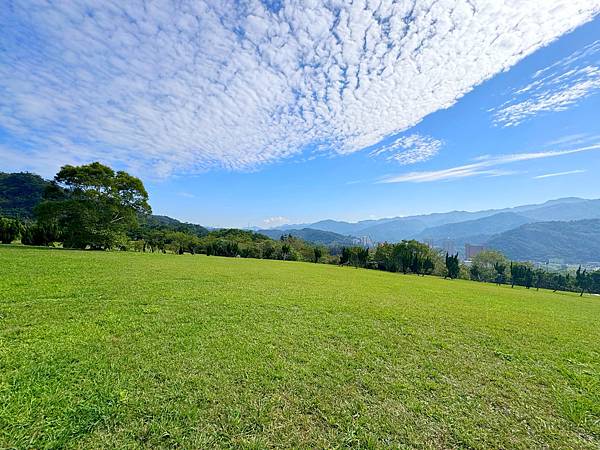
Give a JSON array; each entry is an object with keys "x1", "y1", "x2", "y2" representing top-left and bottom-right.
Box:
[
  {"x1": 258, "y1": 228, "x2": 356, "y2": 247},
  {"x1": 273, "y1": 198, "x2": 600, "y2": 244},
  {"x1": 486, "y1": 219, "x2": 600, "y2": 263}
]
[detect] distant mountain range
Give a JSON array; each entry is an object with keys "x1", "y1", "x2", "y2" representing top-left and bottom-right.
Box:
[
  {"x1": 275, "y1": 197, "x2": 600, "y2": 243},
  {"x1": 272, "y1": 198, "x2": 600, "y2": 262},
  {"x1": 258, "y1": 228, "x2": 356, "y2": 247}
]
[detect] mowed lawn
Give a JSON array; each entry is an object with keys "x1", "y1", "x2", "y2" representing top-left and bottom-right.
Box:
[{"x1": 0, "y1": 247, "x2": 599, "y2": 449}]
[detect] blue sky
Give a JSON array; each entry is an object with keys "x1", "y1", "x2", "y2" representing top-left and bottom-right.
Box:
[{"x1": 1, "y1": 1, "x2": 600, "y2": 228}]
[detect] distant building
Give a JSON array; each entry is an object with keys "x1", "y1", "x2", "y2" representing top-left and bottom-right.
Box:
[
  {"x1": 424, "y1": 239, "x2": 434, "y2": 249},
  {"x1": 465, "y1": 243, "x2": 486, "y2": 259},
  {"x1": 353, "y1": 235, "x2": 374, "y2": 247},
  {"x1": 441, "y1": 238, "x2": 455, "y2": 255}
]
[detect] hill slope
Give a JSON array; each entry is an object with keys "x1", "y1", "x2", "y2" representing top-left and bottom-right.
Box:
[
  {"x1": 1, "y1": 247, "x2": 598, "y2": 448},
  {"x1": 143, "y1": 214, "x2": 209, "y2": 237},
  {"x1": 486, "y1": 219, "x2": 600, "y2": 263},
  {"x1": 0, "y1": 172, "x2": 51, "y2": 218}
]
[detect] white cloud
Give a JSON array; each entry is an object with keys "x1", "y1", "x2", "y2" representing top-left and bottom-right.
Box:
[
  {"x1": 544, "y1": 133, "x2": 593, "y2": 147},
  {"x1": 370, "y1": 134, "x2": 442, "y2": 165},
  {"x1": 380, "y1": 144, "x2": 600, "y2": 183},
  {"x1": 262, "y1": 216, "x2": 290, "y2": 228},
  {"x1": 177, "y1": 192, "x2": 197, "y2": 199},
  {"x1": 533, "y1": 169, "x2": 586, "y2": 179},
  {"x1": 1, "y1": 1, "x2": 599, "y2": 177},
  {"x1": 493, "y1": 40, "x2": 600, "y2": 126}
]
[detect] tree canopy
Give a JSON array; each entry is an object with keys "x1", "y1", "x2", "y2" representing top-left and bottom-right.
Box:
[{"x1": 36, "y1": 162, "x2": 150, "y2": 249}]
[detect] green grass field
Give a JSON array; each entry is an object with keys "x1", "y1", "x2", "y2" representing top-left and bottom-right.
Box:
[{"x1": 1, "y1": 246, "x2": 599, "y2": 448}]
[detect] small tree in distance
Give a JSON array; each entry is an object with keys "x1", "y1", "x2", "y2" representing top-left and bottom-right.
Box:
[
  {"x1": 281, "y1": 243, "x2": 291, "y2": 261},
  {"x1": 445, "y1": 253, "x2": 460, "y2": 279},
  {"x1": 494, "y1": 261, "x2": 506, "y2": 286},
  {"x1": 576, "y1": 265, "x2": 591, "y2": 297},
  {"x1": 423, "y1": 256, "x2": 435, "y2": 275},
  {"x1": 313, "y1": 247, "x2": 322, "y2": 263}
]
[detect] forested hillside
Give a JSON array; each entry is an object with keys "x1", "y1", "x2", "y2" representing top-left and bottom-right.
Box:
[
  {"x1": 0, "y1": 172, "x2": 50, "y2": 218},
  {"x1": 143, "y1": 215, "x2": 209, "y2": 237},
  {"x1": 486, "y1": 219, "x2": 600, "y2": 263}
]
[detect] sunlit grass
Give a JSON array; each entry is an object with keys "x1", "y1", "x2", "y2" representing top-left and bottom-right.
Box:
[{"x1": 1, "y1": 246, "x2": 599, "y2": 448}]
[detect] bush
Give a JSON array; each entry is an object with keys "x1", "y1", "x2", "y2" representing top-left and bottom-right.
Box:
[
  {"x1": 469, "y1": 250, "x2": 509, "y2": 283},
  {"x1": 0, "y1": 217, "x2": 22, "y2": 244},
  {"x1": 21, "y1": 222, "x2": 62, "y2": 246}
]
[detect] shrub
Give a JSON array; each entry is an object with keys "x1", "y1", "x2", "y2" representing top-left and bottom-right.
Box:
[
  {"x1": 0, "y1": 217, "x2": 22, "y2": 244},
  {"x1": 21, "y1": 222, "x2": 62, "y2": 246}
]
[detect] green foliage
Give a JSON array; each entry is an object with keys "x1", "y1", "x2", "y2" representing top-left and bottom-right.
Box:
[
  {"x1": 423, "y1": 256, "x2": 435, "y2": 275},
  {"x1": 0, "y1": 217, "x2": 22, "y2": 244},
  {"x1": 351, "y1": 246, "x2": 369, "y2": 268},
  {"x1": 509, "y1": 262, "x2": 535, "y2": 289},
  {"x1": 373, "y1": 240, "x2": 438, "y2": 275},
  {"x1": 140, "y1": 215, "x2": 208, "y2": 238},
  {"x1": 277, "y1": 234, "x2": 321, "y2": 262},
  {"x1": 0, "y1": 172, "x2": 50, "y2": 219},
  {"x1": 445, "y1": 253, "x2": 460, "y2": 279},
  {"x1": 494, "y1": 261, "x2": 507, "y2": 285},
  {"x1": 469, "y1": 250, "x2": 509, "y2": 283},
  {"x1": 203, "y1": 230, "x2": 271, "y2": 258},
  {"x1": 211, "y1": 228, "x2": 270, "y2": 242},
  {"x1": 206, "y1": 239, "x2": 240, "y2": 257},
  {"x1": 339, "y1": 246, "x2": 369, "y2": 268},
  {"x1": 36, "y1": 162, "x2": 150, "y2": 250},
  {"x1": 164, "y1": 231, "x2": 201, "y2": 255},
  {"x1": 21, "y1": 222, "x2": 62, "y2": 246},
  {"x1": 130, "y1": 226, "x2": 329, "y2": 263},
  {"x1": 575, "y1": 266, "x2": 592, "y2": 297},
  {"x1": 553, "y1": 273, "x2": 567, "y2": 292},
  {"x1": 313, "y1": 247, "x2": 322, "y2": 263},
  {"x1": 281, "y1": 243, "x2": 292, "y2": 260}
]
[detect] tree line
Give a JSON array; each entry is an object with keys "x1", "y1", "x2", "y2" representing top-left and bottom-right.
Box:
[
  {"x1": 0, "y1": 163, "x2": 335, "y2": 264},
  {"x1": 466, "y1": 249, "x2": 600, "y2": 296}
]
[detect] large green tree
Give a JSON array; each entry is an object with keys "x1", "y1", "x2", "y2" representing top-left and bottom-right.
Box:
[{"x1": 36, "y1": 162, "x2": 150, "y2": 249}]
